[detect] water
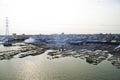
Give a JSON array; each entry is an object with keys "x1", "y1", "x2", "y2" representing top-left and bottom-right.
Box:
[
  {"x1": 0, "y1": 45, "x2": 120, "y2": 80},
  {"x1": 0, "y1": 43, "x2": 20, "y2": 52}
]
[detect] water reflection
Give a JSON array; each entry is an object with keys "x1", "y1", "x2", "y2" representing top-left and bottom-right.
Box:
[
  {"x1": 0, "y1": 50, "x2": 120, "y2": 80},
  {"x1": 16, "y1": 60, "x2": 39, "y2": 80}
]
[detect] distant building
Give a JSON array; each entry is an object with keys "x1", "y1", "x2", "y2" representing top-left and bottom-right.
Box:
[{"x1": 12, "y1": 33, "x2": 17, "y2": 39}]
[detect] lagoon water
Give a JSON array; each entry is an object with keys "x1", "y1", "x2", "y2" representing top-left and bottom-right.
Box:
[{"x1": 0, "y1": 45, "x2": 120, "y2": 80}]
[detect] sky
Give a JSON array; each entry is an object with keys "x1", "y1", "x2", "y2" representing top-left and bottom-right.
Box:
[{"x1": 0, "y1": 0, "x2": 120, "y2": 35}]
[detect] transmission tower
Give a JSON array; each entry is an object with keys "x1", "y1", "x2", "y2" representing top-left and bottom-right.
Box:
[{"x1": 5, "y1": 17, "x2": 9, "y2": 37}]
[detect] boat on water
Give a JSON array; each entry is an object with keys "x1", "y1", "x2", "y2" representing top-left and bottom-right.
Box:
[
  {"x1": 2, "y1": 36, "x2": 13, "y2": 47},
  {"x1": 3, "y1": 42, "x2": 12, "y2": 46}
]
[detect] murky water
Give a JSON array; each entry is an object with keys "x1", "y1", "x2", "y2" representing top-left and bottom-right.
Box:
[
  {"x1": 0, "y1": 44, "x2": 20, "y2": 52},
  {"x1": 0, "y1": 45, "x2": 120, "y2": 80}
]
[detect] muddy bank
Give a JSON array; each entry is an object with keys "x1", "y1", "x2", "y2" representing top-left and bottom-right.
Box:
[
  {"x1": 47, "y1": 49, "x2": 120, "y2": 69},
  {"x1": 47, "y1": 49, "x2": 109, "y2": 65},
  {"x1": 0, "y1": 43, "x2": 119, "y2": 62},
  {"x1": 0, "y1": 43, "x2": 46, "y2": 60},
  {"x1": 44, "y1": 41, "x2": 120, "y2": 68}
]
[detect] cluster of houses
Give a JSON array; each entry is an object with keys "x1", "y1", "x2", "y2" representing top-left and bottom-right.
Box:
[
  {"x1": 24, "y1": 33, "x2": 120, "y2": 51},
  {"x1": 24, "y1": 33, "x2": 120, "y2": 44},
  {"x1": 0, "y1": 33, "x2": 120, "y2": 51}
]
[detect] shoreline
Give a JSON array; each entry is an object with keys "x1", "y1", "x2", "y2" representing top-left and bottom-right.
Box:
[
  {"x1": 0, "y1": 43, "x2": 119, "y2": 60},
  {"x1": 0, "y1": 43, "x2": 120, "y2": 68}
]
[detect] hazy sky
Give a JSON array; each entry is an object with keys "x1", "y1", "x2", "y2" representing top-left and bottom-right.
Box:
[{"x1": 0, "y1": 0, "x2": 120, "y2": 35}]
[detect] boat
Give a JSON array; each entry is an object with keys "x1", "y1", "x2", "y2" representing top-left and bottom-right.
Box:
[{"x1": 3, "y1": 42, "x2": 12, "y2": 46}]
